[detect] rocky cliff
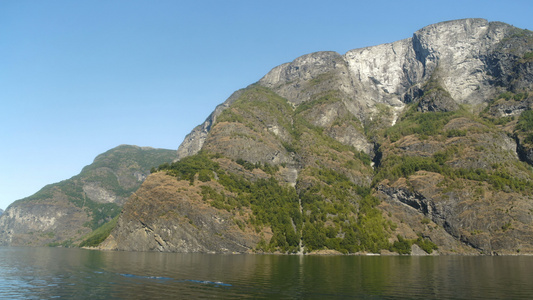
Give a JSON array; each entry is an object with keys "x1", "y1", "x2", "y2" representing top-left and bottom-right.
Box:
[
  {"x1": 10, "y1": 18, "x2": 532, "y2": 255},
  {"x1": 178, "y1": 19, "x2": 528, "y2": 159},
  {"x1": 105, "y1": 19, "x2": 533, "y2": 255},
  {"x1": 99, "y1": 171, "x2": 260, "y2": 252},
  {"x1": 0, "y1": 145, "x2": 177, "y2": 247}
]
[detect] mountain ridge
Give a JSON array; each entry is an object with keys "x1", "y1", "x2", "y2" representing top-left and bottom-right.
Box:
[
  {"x1": 102, "y1": 18, "x2": 533, "y2": 255},
  {"x1": 0, "y1": 145, "x2": 177, "y2": 247},
  {"x1": 178, "y1": 19, "x2": 524, "y2": 160},
  {"x1": 2, "y1": 18, "x2": 533, "y2": 255}
]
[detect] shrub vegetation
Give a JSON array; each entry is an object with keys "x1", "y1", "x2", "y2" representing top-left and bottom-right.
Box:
[
  {"x1": 157, "y1": 152, "x2": 396, "y2": 254},
  {"x1": 516, "y1": 110, "x2": 533, "y2": 144},
  {"x1": 79, "y1": 215, "x2": 120, "y2": 247}
]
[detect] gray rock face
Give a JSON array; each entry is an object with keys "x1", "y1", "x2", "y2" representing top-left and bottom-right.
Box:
[
  {"x1": 417, "y1": 89, "x2": 459, "y2": 112},
  {"x1": 0, "y1": 201, "x2": 91, "y2": 246},
  {"x1": 177, "y1": 19, "x2": 526, "y2": 159},
  {"x1": 489, "y1": 99, "x2": 531, "y2": 117},
  {"x1": 177, "y1": 90, "x2": 244, "y2": 160},
  {"x1": 260, "y1": 51, "x2": 354, "y2": 105},
  {"x1": 413, "y1": 19, "x2": 510, "y2": 105},
  {"x1": 83, "y1": 182, "x2": 118, "y2": 204}
]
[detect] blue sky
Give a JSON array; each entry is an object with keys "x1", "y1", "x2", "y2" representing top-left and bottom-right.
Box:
[{"x1": 1, "y1": 0, "x2": 533, "y2": 210}]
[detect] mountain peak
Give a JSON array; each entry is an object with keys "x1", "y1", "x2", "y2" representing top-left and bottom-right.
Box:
[
  {"x1": 3, "y1": 19, "x2": 533, "y2": 255},
  {"x1": 165, "y1": 19, "x2": 533, "y2": 255},
  {"x1": 178, "y1": 20, "x2": 532, "y2": 161}
]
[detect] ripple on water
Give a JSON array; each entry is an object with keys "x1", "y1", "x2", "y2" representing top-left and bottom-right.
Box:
[{"x1": 2, "y1": 248, "x2": 533, "y2": 299}]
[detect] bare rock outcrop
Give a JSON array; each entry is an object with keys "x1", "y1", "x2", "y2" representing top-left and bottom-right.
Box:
[
  {"x1": 177, "y1": 19, "x2": 525, "y2": 160},
  {"x1": 100, "y1": 172, "x2": 260, "y2": 253}
]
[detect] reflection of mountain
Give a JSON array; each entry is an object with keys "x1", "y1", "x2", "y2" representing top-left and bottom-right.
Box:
[{"x1": 3, "y1": 248, "x2": 533, "y2": 298}]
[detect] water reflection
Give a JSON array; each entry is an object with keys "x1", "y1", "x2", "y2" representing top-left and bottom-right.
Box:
[{"x1": 1, "y1": 247, "x2": 533, "y2": 299}]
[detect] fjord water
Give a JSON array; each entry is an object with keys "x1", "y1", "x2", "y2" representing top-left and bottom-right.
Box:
[{"x1": 1, "y1": 247, "x2": 533, "y2": 299}]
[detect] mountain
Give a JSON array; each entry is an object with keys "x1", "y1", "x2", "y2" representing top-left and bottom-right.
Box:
[
  {"x1": 6, "y1": 18, "x2": 532, "y2": 255},
  {"x1": 96, "y1": 20, "x2": 532, "y2": 254},
  {"x1": 101, "y1": 18, "x2": 533, "y2": 255},
  {"x1": 0, "y1": 145, "x2": 177, "y2": 247},
  {"x1": 97, "y1": 19, "x2": 533, "y2": 255}
]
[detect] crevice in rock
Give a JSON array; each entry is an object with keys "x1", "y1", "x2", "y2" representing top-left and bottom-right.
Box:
[
  {"x1": 371, "y1": 143, "x2": 382, "y2": 170},
  {"x1": 379, "y1": 185, "x2": 430, "y2": 215},
  {"x1": 138, "y1": 220, "x2": 153, "y2": 232},
  {"x1": 514, "y1": 135, "x2": 533, "y2": 166}
]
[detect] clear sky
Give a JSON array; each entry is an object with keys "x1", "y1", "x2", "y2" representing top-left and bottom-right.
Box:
[{"x1": 1, "y1": 0, "x2": 533, "y2": 210}]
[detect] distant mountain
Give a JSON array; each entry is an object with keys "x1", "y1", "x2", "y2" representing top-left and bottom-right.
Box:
[
  {"x1": 0, "y1": 145, "x2": 177, "y2": 247},
  {"x1": 100, "y1": 19, "x2": 533, "y2": 255}
]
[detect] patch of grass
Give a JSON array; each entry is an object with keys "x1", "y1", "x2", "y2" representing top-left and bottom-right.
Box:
[
  {"x1": 294, "y1": 90, "x2": 341, "y2": 114},
  {"x1": 414, "y1": 236, "x2": 438, "y2": 254},
  {"x1": 157, "y1": 151, "x2": 221, "y2": 184},
  {"x1": 217, "y1": 109, "x2": 246, "y2": 124},
  {"x1": 488, "y1": 116, "x2": 515, "y2": 126},
  {"x1": 523, "y1": 51, "x2": 533, "y2": 60},
  {"x1": 498, "y1": 91, "x2": 528, "y2": 101},
  {"x1": 384, "y1": 108, "x2": 462, "y2": 142},
  {"x1": 79, "y1": 215, "x2": 119, "y2": 247},
  {"x1": 375, "y1": 150, "x2": 532, "y2": 193},
  {"x1": 81, "y1": 201, "x2": 121, "y2": 230},
  {"x1": 502, "y1": 222, "x2": 513, "y2": 232},
  {"x1": 516, "y1": 110, "x2": 533, "y2": 144},
  {"x1": 390, "y1": 235, "x2": 438, "y2": 254},
  {"x1": 391, "y1": 235, "x2": 412, "y2": 254}
]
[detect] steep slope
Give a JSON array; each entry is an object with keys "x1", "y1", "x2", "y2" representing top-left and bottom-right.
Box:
[
  {"x1": 0, "y1": 145, "x2": 177, "y2": 247},
  {"x1": 179, "y1": 19, "x2": 529, "y2": 156},
  {"x1": 104, "y1": 18, "x2": 532, "y2": 254},
  {"x1": 100, "y1": 170, "x2": 261, "y2": 252},
  {"x1": 376, "y1": 108, "x2": 533, "y2": 255},
  {"x1": 104, "y1": 88, "x2": 386, "y2": 253}
]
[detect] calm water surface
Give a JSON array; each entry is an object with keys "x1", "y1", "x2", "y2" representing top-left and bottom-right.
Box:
[{"x1": 1, "y1": 247, "x2": 532, "y2": 299}]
